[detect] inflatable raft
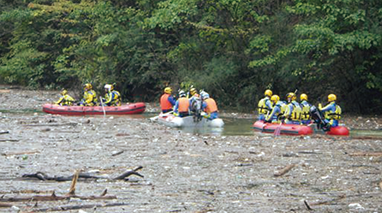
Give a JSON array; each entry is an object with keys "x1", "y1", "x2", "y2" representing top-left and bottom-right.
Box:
[
  {"x1": 252, "y1": 120, "x2": 313, "y2": 136},
  {"x1": 326, "y1": 126, "x2": 350, "y2": 136},
  {"x1": 42, "y1": 102, "x2": 145, "y2": 115},
  {"x1": 154, "y1": 113, "x2": 224, "y2": 128}
]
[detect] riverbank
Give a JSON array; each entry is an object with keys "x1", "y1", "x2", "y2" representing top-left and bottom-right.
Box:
[{"x1": 1, "y1": 87, "x2": 381, "y2": 212}]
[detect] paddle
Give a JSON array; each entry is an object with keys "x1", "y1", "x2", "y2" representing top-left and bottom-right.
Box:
[
  {"x1": 99, "y1": 97, "x2": 106, "y2": 118},
  {"x1": 150, "y1": 111, "x2": 173, "y2": 122},
  {"x1": 274, "y1": 117, "x2": 285, "y2": 136},
  {"x1": 274, "y1": 122, "x2": 282, "y2": 136}
]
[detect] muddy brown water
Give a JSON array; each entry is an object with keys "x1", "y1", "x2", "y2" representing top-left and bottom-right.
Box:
[{"x1": 1, "y1": 88, "x2": 382, "y2": 212}]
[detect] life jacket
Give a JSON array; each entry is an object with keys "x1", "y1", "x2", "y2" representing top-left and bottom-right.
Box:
[
  {"x1": 204, "y1": 98, "x2": 218, "y2": 113},
  {"x1": 84, "y1": 90, "x2": 97, "y2": 106},
  {"x1": 178, "y1": 97, "x2": 190, "y2": 113},
  {"x1": 160, "y1": 94, "x2": 173, "y2": 110},
  {"x1": 111, "y1": 90, "x2": 121, "y2": 106},
  {"x1": 271, "y1": 101, "x2": 286, "y2": 120},
  {"x1": 286, "y1": 101, "x2": 302, "y2": 121},
  {"x1": 258, "y1": 97, "x2": 271, "y2": 115},
  {"x1": 300, "y1": 101, "x2": 311, "y2": 120},
  {"x1": 325, "y1": 104, "x2": 342, "y2": 120},
  {"x1": 62, "y1": 95, "x2": 75, "y2": 106}
]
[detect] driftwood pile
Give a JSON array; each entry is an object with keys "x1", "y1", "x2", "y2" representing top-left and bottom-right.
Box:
[{"x1": 0, "y1": 166, "x2": 144, "y2": 212}]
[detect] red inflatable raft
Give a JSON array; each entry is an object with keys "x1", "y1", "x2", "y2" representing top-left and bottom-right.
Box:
[
  {"x1": 326, "y1": 126, "x2": 350, "y2": 136},
  {"x1": 42, "y1": 102, "x2": 145, "y2": 115},
  {"x1": 253, "y1": 120, "x2": 313, "y2": 136}
]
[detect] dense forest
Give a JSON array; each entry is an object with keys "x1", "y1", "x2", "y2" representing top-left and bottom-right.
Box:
[{"x1": 1, "y1": 0, "x2": 381, "y2": 113}]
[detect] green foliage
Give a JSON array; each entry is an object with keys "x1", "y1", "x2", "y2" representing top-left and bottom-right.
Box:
[{"x1": 0, "y1": 0, "x2": 381, "y2": 113}]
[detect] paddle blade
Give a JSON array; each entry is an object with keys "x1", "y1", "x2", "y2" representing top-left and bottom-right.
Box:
[{"x1": 274, "y1": 123, "x2": 282, "y2": 136}]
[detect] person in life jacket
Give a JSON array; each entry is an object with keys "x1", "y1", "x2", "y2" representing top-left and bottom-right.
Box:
[
  {"x1": 79, "y1": 83, "x2": 97, "y2": 106},
  {"x1": 319, "y1": 94, "x2": 342, "y2": 127},
  {"x1": 257, "y1": 89, "x2": 273, "y2": 121},
  {"x1": 55, "y1": 89, "x2": 75, "y2": 106},
  {"x1": 188, "y1": 87, "x2": 201, "y2": 114},
  {"x1": 284, "y1": 92, "x2": 302, "y2": 124},
  {"x1": 201, "y1": 91, "x2": 219, "y2": 120},
  {"x1": 160, "y1": 87, "x2": 176, "y2": 113},
  {"x1": 300, "y1": 93, "x2": 312, "y2": 125},
  {"x1": 173, "y1": 90, "x2": 191, "y2": 117},
  {"x1": 103, "y1": 84, "x2": 121, "y2": 106},
  {"x1": 265, "y1": 95, "x2": 287, "y2": 123}
]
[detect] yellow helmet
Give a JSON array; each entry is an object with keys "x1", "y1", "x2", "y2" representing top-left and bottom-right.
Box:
[
  {"x1": 264, "y1": 89, "x2": 273, "y2": 97},
  {"x1": 164, "y1": 87, "x2": 172, "y2": 94},
  {"x1": 300, "y1": 93, "x2": 308, "y2": 101},
  {"x1": 190, "y1": 88, "x2": 197, "y2": 96},
  {"x1": 61, "y1": 89, "x2": 67, "y2": 95},
  {"x1": 287, "y1": 92, "x2": 296, "y2": 101},
  {"x1": 328, "y1": 94, "x2": 337, "y2": 102},
  {"x1": 84, "y1": 83, "x2": 93, "y2": 90},
  {"x1": 271, "y1": 95, "x2": 280, "y2": 103}
]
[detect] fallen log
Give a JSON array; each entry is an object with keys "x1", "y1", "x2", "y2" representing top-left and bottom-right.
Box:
[
  {"x1": 113, "y1": 166, "x2": 143, "y2": 180},
  {"x1": 349, "y1": 152, "x2": 382, "y2": 157},
  {"x1": 2, "y1": 151, "x2": 40, "y2": 156},
  {"x1": 32, "y1": 202, "x2": 129, "y2": 212},
  {"x1": 0, "y1": 139, "x2": 20, "y2": 142},
  {"x1": 274, "y1": 164, "x2": 296, "y2": 177},
  {"x1": 22, "y1": 166, "x2": 144, "y2": 182},
  {"x1": 0, "y1": 192, "x2": 117, "y2": 202},
  {"x1": 23, "y1": 123, "x2": 77, "y2": 127},
  {"x1": 1, "y1": 172, "x2": 117, "y2": 203},
  {"x1": 304, "y1": 194, "x2": 346, "y2": 210},
  {"x1": 0, "y1": 202, "x2": 12, "y2": 208},
  {"x1": 111, "y1": 150, "x2": 124, "y2": 156}
]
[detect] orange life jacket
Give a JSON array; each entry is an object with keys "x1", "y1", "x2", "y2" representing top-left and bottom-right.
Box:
[
  {"x1": 178, "y1": 97, "x2": 190, "y2": 113},
  {"x1": 160, "y1": 94, "x2": 173, "y2": 110},
  {"x1": 204, "y1": 98, "x2": 218, "y2": 113}
]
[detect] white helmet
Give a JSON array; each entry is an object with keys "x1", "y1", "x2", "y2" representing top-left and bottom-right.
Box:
[
  {"x1": 104, "y1": 84, "x2": 111, "y2": 91},
  {"x1": 202, "y1": 92, "x2": 209, "y2": 99},
  {"x1": 179, "y1": 90, "x2": 186, "y2": 97}
]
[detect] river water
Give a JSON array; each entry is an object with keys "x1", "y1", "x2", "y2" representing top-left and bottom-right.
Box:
[{"x1": 1, "y1": 89, "x2": 382, "y2": 212}]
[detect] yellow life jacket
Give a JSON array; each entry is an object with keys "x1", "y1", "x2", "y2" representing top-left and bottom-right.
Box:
[
  {"x1": 300, "y1": 101, "x2": 311, "y2": 120},
  {"x1": 286, "y1": 101, "x2": 301, "y2": 121},
  {"x1": 258, "y1": 97, "x2": 271, "y2": 115},
  {"x1": 326, "y1": 105, "x2": 342, "y2": 120},
  {"x1": 83, "y1": 90, "x2": 97, "y2": 106},
  {"x1": 111, "y1": 90, "x2": 121, "y2": 106},
  {"x1": 274, "y1": 101, "x2": 287, "y2": 122},
  {"x1": 62, "y1": 95, "x2": 75, "y2": 106}
]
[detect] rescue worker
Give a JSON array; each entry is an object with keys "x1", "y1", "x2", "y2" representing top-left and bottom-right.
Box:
[
  {"x1": 257, "y1": 89, "x2": 273, "y2": 121},
  {"x1": 300, "y1": 93, "x2": 312, "y2": 125},
  {"x1": 160, "y1": 87, "x2": 176, "y2": 113},
  {"x1": 189, "y1": 87, "x2": 200, "y2": 110},
  {"x1": 173, "y1": 90, "x2": 190, "y2": 117},
  {"x1": 319, "y1": 94, "x2": 342, "y2": 127},
  {"x1": 284, "y1": 92, "x2": 302, "y2": 124},
  {"x1": 79, "y1": 83, "x2": 97, "y2": 106},
  {"x1": 55, "y1": 89, "x2": 75, "y2": 106},
  {"x1": 265, "y1": 95, "x2": 287, "y2": 123},
  {"x1": 103, "y1": 84, "x2": 121, "y2": 106},
  {"x1": 201, "y1": 92, "x2": 219, "y2": 120}
]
